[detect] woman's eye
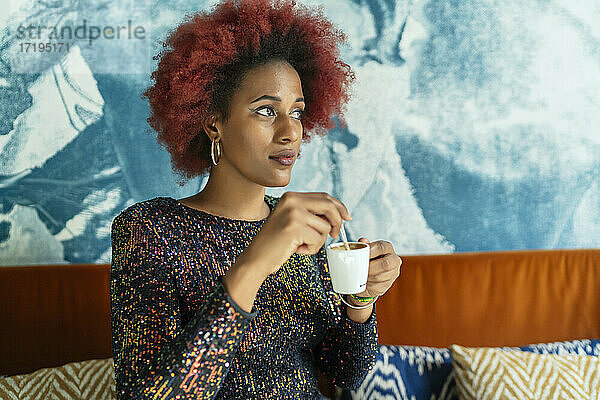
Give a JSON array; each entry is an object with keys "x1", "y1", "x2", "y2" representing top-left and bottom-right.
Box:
[
  {"x1": 292, "y1": 109, "x2": 305, "y2": 120},
  {"x1": 256, "y1": 106, "x2": 276, "y2": 117}
]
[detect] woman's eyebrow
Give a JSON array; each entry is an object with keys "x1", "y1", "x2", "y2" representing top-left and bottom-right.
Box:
[{"x1": 250, "y1": 95, "x2": 305, "y2": 104}]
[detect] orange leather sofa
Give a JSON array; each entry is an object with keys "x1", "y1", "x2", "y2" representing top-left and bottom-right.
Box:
[{"x1": 2, "y1": 249, "x2": 599, "y2": 384}]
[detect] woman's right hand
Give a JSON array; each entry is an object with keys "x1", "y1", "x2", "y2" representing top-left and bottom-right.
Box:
[{"x1": 238, "y1": 191, "x2": 352, "y2": 278}]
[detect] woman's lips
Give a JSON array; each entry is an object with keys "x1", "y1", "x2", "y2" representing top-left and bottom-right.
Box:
[{"x1": 269, "y1": 156, "x2": 294, "y2": 166}]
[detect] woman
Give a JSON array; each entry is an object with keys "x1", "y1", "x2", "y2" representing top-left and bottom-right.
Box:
[{"x1": 110, "y1": 0, "x2": 402, "y2": 398}]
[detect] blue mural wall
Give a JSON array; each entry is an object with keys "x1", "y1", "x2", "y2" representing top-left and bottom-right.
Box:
[{"x1": 1, "y1": 0, "x2": 599, "y2": 266}]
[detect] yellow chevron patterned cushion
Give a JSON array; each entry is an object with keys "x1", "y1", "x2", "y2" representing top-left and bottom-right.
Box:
[
  {"x1": 450, "y1": 344, "x2": 600, "y2": 400},
  {"x1": 0, "y1": 358, "x2": 115, "y2": 400}
]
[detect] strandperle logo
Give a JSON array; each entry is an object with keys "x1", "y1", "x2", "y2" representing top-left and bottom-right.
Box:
[{"x1": 15, "y1": 19, "x2": 146, "y2": 46}]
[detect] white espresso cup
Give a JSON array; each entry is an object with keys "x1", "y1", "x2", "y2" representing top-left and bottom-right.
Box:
[{"x1": 325, "y1": 241, "x2": 370, "y2": 294}]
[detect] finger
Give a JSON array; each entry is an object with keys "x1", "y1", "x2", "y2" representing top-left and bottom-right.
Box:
[
  {"x1": 368, "y1": 240, "x2": 395, "y2": 260},
  {"x1": 302, "y1": 209, "x2": 333, "y2": 236},
  {"x1": 317, "y1": 208, "x2": 343, "y2": 239},
  {"x1": 367, "y1": 268, "x2": 400, "y2": 284},
  {"x1": 296, "y1": 220, "x2": 326, "y2": 255},
  {"x1": 302, "y1": 212, "x2": 335, "y2": 250},
  {"x1": 323, "y1": 193, "x2": 353, "y2": 221},
  {"x1": 370, "y1": 253, "x2": 401, "y2": 274},
  {"x1": 293, "y1": 193, "x2": 348, "y2": 238},
  {"x1": 300, "y1": 192, "x2": 352, "y2": 221},
  {"x1": 364, "y1": 282, "x2": 390, "y2": 296}
]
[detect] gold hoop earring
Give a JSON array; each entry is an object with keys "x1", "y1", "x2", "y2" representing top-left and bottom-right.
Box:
[{"x1": 211, "y1": 137, "x2": 222, "y2": 166}]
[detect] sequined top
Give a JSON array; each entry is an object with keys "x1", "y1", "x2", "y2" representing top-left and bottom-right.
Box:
[{"x1": 110, "y1": 194, "x2": 378, "y2": 399}]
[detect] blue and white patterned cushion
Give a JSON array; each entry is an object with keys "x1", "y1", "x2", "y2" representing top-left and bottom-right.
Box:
[{"x1": 339, "y1": 339, "x2": 600, "y2": 400}]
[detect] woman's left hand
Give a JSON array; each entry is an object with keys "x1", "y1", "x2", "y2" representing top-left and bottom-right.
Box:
[{"x1": 354, "y1": 238, "x2": 402, "y2": 299}]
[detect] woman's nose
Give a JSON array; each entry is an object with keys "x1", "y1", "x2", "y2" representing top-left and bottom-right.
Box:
[{"x1": 276, "y1": 116, "x2": 302, "y2": 143}]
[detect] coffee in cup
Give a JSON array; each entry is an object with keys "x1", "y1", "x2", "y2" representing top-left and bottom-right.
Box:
[{"x1": 328, "y1": 243, "x2": 366, "y2": 251}]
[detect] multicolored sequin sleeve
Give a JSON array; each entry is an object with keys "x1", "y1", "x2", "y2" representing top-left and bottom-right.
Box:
[
  {"x1": 310, "y1": 245, "x2": 379, "y2": 390},
  {"x1": 110, "y1": 210, "x2": 257, "y2": 399}
]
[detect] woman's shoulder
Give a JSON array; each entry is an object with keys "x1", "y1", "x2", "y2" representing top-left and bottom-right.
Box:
[
  {"x1": 113, "y1": 197, "x2": 172, "y2": 223},
  {"x1": 111, "y1": 197, "x2": 188, "y2": 240}
]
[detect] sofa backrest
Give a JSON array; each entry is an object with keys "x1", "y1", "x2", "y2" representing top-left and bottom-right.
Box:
[
  {"x1": 1, "y1": 264, "x2": 112, "y2": 376},
  {"x1": 1, "y1": 249, "x2": 599, "y2": 376},
  {"x1": 376, "y1": 249, "x2": 600, "y2": 347}
]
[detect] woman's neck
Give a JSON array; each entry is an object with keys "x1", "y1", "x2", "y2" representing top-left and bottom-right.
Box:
[{"x1": 180, "y1": 169, "x2": 270, "y2": 220}]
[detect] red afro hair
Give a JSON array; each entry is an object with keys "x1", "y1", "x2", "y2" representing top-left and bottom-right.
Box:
[{"x1": 142, "y1": 0, "x2": 356, "y2": 186}]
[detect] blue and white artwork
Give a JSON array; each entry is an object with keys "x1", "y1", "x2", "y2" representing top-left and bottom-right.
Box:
[{"x1": 1, "y1": 0, "x2": 599, "y2": 265}]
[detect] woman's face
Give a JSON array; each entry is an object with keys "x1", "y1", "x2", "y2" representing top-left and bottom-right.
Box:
[{"x1": 211, "y1": 60, "x2": 305, "y2": 188}]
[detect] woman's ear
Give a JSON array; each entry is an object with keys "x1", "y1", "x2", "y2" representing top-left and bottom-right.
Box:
[{"x1": 201, "y1": 114, "x2": 221, "y2": 141}]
